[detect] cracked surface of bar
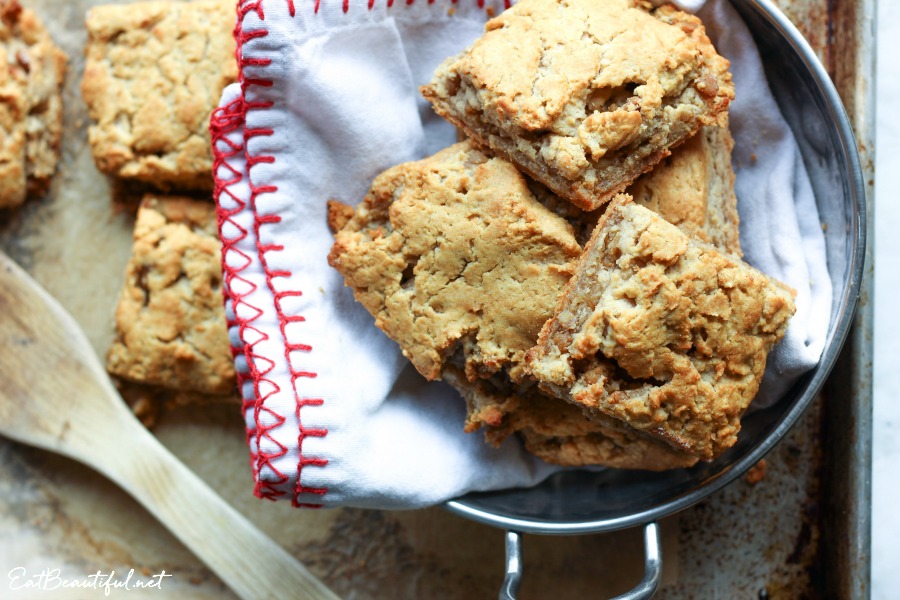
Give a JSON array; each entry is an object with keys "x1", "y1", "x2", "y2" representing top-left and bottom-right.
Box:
[
  {"x1": 422, "y1": 0, "x2": 734, "y2": 211},
  {"x1": 527, "y1": 197, "x2": 794, "y2": 460},
  {"x1": 82, "y1": 0, "x2": 236, "y2": 190},
  {"x1": 107, "y1": 195, "x2": 235, "y2": 394},
  {"x1": 328, "y1": 140, "x2": 582, "y2": 384}
]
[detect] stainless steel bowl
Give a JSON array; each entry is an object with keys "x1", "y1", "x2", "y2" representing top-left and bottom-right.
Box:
[{"x1": 445, "y1": 1, "x2": 867, "y2": 597}]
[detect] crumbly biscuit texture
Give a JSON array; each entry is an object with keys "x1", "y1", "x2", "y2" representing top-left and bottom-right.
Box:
[
  {"x1": 82, "y1": 0, "x2": 236, "y2": 190},
  {"x1": 527, "y1": 196, "x2": 795, "y2": 460},
  {"x1": 107, "y1": 195, "x2": 235, "y2": 395},
  {"x1": 525, "y1": 124, "x2": 741, "y2": 250},
  {"x1": 328, "y1": 141, "x2": 582, "y2": 383},
  {"x1": 444, "y1": 366, "x2": 698, "y2": 470},
  {"x1": 526, "y1": 177, "x2": 599, "y2": 246},
  {"x1": 0, "y1": 0, "x2": 66, "y2": 209},
  {"x1": 326, "y1": 199, "x2": 355, "y2": 234},
  {"x1": 630, "y1": 125, "x2": 741, "y2": 255},
  {"x1": 523, "y1": 124, "x2": 741, "y2": 252},
  {"x1": 422, "y1": 0, "x2": 734, "y2": 211}
]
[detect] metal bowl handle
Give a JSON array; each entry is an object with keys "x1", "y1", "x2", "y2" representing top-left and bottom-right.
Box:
[{"x1": 499, "y1": 522, "x2": 662, "y2": 600}]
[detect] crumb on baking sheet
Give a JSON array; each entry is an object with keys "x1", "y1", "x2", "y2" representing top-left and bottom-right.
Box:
[{"x1": 745, "y1": 459, "x2": 768, "y2": 484}]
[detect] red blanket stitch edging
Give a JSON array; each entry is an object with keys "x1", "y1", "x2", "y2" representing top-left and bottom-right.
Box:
[
  {"x1": 210, "y1": 97, "x2": 262, "y2": 486},
  {"x1": 211, "y1": 4, "x2": 287, "y2": 504},
  {"x1": 211, "y1": 0, "x2": 333, "y2": 508},
  {"x1": 211, "y1": 90, "x2": 300, "y2": 504},
  {"x1": 213, "y1": 0, "x2": 513, "y2": 507},
  {"x1": 241, "y1": 0, "x2": 329, "y2": 508}
]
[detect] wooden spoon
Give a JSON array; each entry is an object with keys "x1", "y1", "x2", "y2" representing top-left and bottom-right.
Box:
[{"x1": 0, "y1": 252, "x2": 340, "y2": 600}]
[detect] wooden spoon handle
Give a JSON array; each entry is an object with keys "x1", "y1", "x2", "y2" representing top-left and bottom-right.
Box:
[
  {"x1": 100, "y1": 414, "x2": 340, "y2": 600},
  {"x1": 0, "y1": 253, "x2": 338, "y2": 600}
]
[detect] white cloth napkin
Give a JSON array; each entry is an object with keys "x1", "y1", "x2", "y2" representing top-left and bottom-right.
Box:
[{"x1": 211, "y1": 0, "x2": 831, "y2": 509}]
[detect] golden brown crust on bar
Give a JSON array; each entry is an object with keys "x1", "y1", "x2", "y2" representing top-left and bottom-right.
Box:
[
  {"x1": 526, "y1": 196, "x2": 794, "y2": 460},
  {"x1": 107, "y1": 195, "x2": 235, "y2": 394},
  {"x1": 326, "y1": 199, "x2": 355, "y2": 234},
  {"x1": 630, "y1": 124, "x2": 741, "y2": 255},
  {"x1": 82, "y1": 0, "x2": 236, "y2": 191},
  {"x1": 328, "y1": 141, "x2": 582, "y2": 383},
  {"x1": 443, "y1": 366, "x2": 698, "y2": 469},
  {"x1": 526, "y1": 123, "x2": 742, "y2": 250},
  {"x1": 422, "y1": 0, "x2": 733, "y2": 211},
  {"x1": 525, "y1": 177, "x2": 599, "y2": 246},
  {"x1": 0, "y1": 0, "x2": 66, "y2": 209}
]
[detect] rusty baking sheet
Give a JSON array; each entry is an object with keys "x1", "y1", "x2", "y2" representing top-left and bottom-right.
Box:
[{"x1": 0, "y1": 0, "x2": 873, "y2": 598}]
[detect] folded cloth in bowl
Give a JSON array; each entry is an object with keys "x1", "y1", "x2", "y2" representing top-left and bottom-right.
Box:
[{"x1": 211, "y1": 0, "x2": 831, "y2": 508}]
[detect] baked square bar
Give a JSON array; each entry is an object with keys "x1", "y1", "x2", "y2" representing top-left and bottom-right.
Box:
[
  {"x1": 630, "y1": 124, "x2": 741, "y2": 256},
  {"x1": 526, "y1": 196, "x2": 795, "y2": 460},
  {"x1": 0, "y1": 0, "x2": 66, "y2": 209},
  {"x1": 328, "y1": 140, "x2": 582, "y2": 383},
  {"x1": 82, "y1": 0, "x2": 236, "y2": 191},
  {"x1": 444, "y1": 367, "x2": 698, "y2": 469},
  {"x1": 107, "y1": 195, "x2": 235, "y2": 395},
  {"x1": 422, "y1": 0, "x2": 733, "y2": 211}
]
